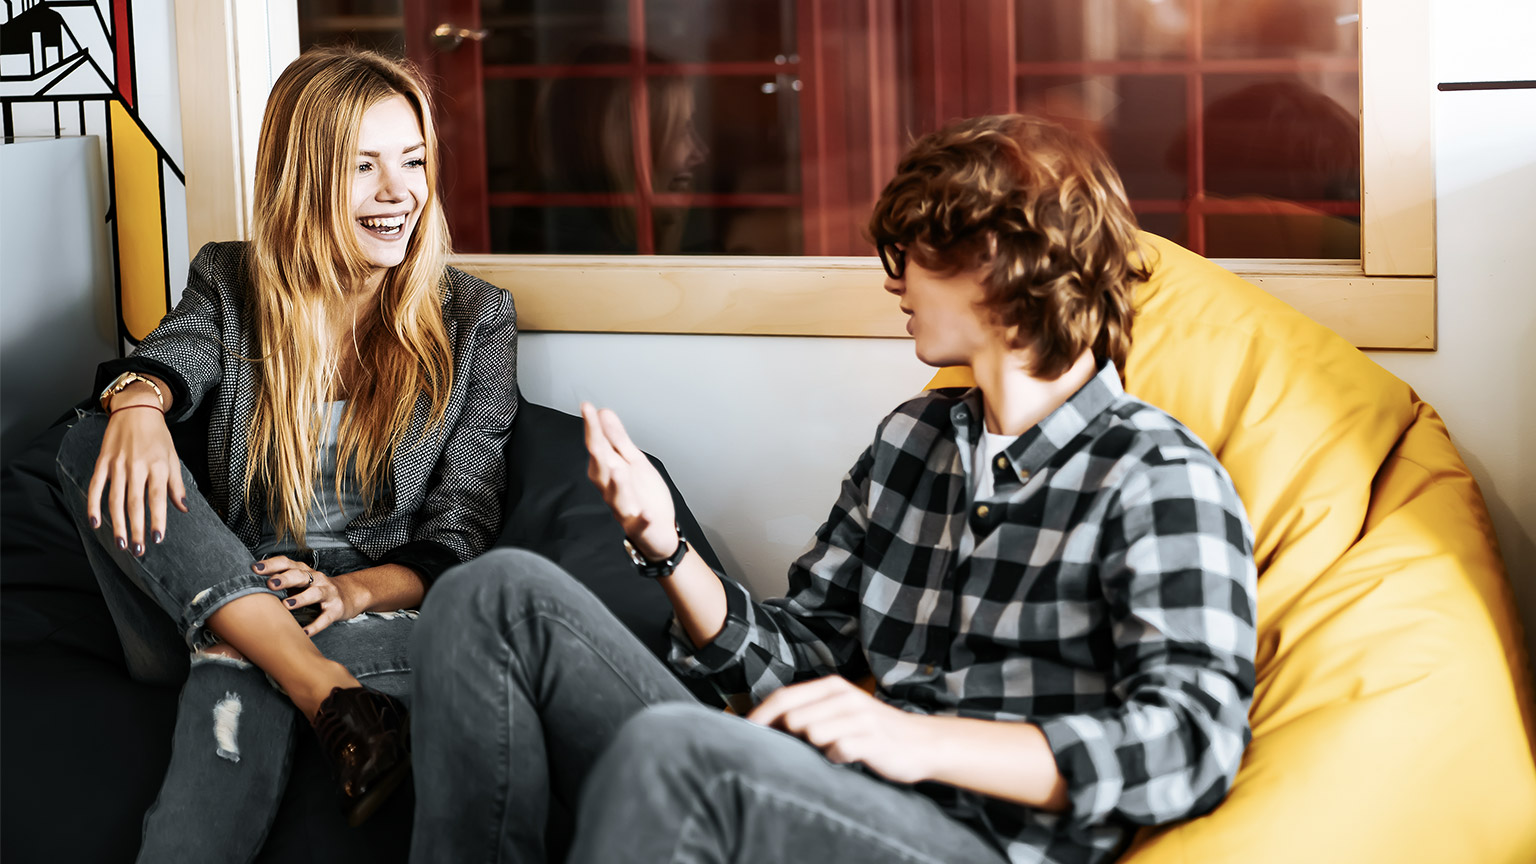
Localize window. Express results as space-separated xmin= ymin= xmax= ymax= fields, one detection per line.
xmin=176 ymin=0 xmax=1434 ymax=348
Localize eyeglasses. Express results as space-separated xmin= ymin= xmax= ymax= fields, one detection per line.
xmin=877 ymin=242 xmax=906 ymax=280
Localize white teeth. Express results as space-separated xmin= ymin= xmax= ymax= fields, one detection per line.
xmin=359 ymin=215 xmax=407 ymax=232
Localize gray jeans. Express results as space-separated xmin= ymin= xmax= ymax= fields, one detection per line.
xmin=55 ymin=412 xmax=415 ymax=864
xmin=409 ymin=549 xmax=1007 ymax=864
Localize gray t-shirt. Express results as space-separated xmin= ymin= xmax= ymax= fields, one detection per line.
xmin=255 ymin=401 xmax=367 ymax=557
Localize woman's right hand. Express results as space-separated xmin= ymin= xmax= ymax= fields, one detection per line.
xmin=87 ymin=402 xmax=189 ymax=556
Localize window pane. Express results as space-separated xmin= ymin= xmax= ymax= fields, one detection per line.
xmin=645 ymin=0 xmax=797 ymax=63
xmin=1201 ymin=0 xmax=1359 ymax=60
xmin=297 ymin=0 xmax=405 ymax=58
xmin=660 ymin=207 xmax=802 ymax=256
xmin=291 ymin=0 xmax=1364 ymax=260
xmin=485 ymin=76 xmax=639 ymax=195
xmin=1017 ymin=0 xmax=1189 ymax=62
xmin=1016 ymin=75 xmax=1187 ymax=201
xmin=491 ymin=206 xmax=642 ymax=254
xmin=681 ymin=76 xmax=800 ymax=196
xmin=480 ymin=0 xmax=631 ymax=67
xmin=1199 ymin=72 xmax=1359 ymax=258
xmin=1204 ymin=212 xmax=1359 ymax=259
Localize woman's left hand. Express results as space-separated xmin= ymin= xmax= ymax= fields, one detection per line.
xmin=256 ymin=556 xmax=365 ymax=637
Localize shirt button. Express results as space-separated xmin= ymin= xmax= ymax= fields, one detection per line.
xmin=975 ymin=504 xmax=990 ymax=518
xmin=995 ymin=456 xmax=1008 ymax=469
xmin=924 ymin=664 xmax=936 ymax=675
xmin=1019 ymin=470 xmax=1030 ymax=480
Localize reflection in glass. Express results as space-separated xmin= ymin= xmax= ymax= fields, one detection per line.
xmin=1016 ymin=0 xmax=1189 ymax=61
xmin=1016 ymin=75 xmax=1187 ymax=201
xmin=1199 ymin=76 xmax=1359 ymax=201
xmin=685 ymin=75 xmax=799 ymax=196
xmin=297 ymin=0 xmax=405 ymax=58
xmin=645 ymin=0 xmax=797 ymax=63
xmin=491 ymin=207 xmax=636 ymax=254
xmin=1179 ymin=75 xmax=1360 ymax=258
xmin=483 ymin=29 xmax=801 ymax=254
xmin=480 ymin=0 xmax=630 ymax=66
xmin=291 ymin=0 xmax=1364 ymax=260
xmin=518 ymin=46 xmax=710 ymax=253
xmin=1201 ymin=0 xmax=1359 ymax=60
xmin=676 ymin=207 xmax=802 ymax=256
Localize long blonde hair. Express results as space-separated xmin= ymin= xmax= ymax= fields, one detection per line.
xmin=244 ymin=47 xmax=453 ymax=549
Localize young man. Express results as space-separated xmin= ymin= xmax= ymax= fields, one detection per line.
xmin=408 ymin=115 xmax=1257 ymax=864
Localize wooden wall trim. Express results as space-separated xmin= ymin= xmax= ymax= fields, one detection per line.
xmin=1361 ymin=0 xmax=1437 ymax=276
xmin=173 ymin=0 xmax=243 ymax=251
xmin=453 ymin=255 xmax=1436 ymax=350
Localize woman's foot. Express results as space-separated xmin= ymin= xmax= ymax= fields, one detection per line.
xmin=312 ymin=686 xmax=412 ymax=827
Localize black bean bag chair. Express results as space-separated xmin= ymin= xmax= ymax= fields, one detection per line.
xmin=0 ymin=394 xmax=723 ymax=864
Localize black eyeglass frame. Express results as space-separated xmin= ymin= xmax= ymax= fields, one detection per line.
xmin=877 ymin=242 xmax=906 ymax=280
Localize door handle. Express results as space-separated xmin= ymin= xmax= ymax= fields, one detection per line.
xmin=433 ymin=23 xmax=489 ymax=52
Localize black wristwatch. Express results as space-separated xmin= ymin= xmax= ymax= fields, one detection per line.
xmin=623 ymin=524 xmax=690 ymax=579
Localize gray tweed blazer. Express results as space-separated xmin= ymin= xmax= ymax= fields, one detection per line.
xmin=96 ymin=241 xmax=518 ymax=584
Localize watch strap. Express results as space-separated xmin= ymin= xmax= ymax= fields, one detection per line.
xmin=623 ymin=524 xmax=689 ymax=579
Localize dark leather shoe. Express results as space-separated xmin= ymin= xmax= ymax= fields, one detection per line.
xmin=312 ymin=686 xmax=412 ymax=827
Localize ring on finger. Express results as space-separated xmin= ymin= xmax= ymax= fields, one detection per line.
xmin=305 ymin=571 xmax=315 ymax=588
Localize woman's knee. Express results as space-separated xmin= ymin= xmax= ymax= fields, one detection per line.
xmin=55 ymin=411 xmax=110 ymax=486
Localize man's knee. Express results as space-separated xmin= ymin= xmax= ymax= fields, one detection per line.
xmin=414 ymin=549 xmax=587 ymax=662
xmin=598 ymin=703 xmax=751 ymax=785
xmin=428 ymin=548 xmax=585 ymax=613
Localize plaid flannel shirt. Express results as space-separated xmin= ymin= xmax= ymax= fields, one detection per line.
xmin=670 ymin=361 xmax=1257 ymax=864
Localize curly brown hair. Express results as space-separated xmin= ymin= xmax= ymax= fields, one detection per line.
xmin=868 ymin=115 xmax=1150 ymax=379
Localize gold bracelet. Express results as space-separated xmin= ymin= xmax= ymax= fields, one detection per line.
xmin=99 ymin=372 xmax=166 ymax=413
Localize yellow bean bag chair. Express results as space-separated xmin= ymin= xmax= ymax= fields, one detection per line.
xmin=927 ymin=233 xmax=1536 ymax=862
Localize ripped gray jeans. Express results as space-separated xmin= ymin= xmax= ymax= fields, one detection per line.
xmin=55 ymin=412 xmax=415 ymax=864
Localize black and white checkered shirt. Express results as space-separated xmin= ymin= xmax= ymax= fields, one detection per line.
xmin=671 ymin=360 xmax=1257 ymax=864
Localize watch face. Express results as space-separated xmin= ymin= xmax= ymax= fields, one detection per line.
xmin=623 ymin=539 xmax=648 ymax=567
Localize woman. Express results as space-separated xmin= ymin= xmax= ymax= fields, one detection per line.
xmin=53 ymin=47 xmax=517 ymax=860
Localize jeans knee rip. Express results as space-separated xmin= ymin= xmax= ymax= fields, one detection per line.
xmin=212 ymin=691 xmax=243 ymax=763
xmin=192 ymin=651 xmax=253 ymax=670
xmin=336 ymin=609 xmax=420 ymax=625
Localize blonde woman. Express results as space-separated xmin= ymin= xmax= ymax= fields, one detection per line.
xmin=53 ymin=47 xmax=516 ymax=858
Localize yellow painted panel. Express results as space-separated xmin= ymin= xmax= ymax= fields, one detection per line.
xmin=110 ymin=100 xmax=168 ymax=341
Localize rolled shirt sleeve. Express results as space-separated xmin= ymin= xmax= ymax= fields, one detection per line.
xmin=669 ymin=446 xmax=876 ymax=707
xmin=1037 ymin=454 xmax=1257 ymax=831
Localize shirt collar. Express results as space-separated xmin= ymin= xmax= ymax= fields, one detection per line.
xmin=948 ymin=359 xmax=1125 ymax=484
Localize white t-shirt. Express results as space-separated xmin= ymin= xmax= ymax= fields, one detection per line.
xmin=958 ymin=427 xmax=1016 ymax=561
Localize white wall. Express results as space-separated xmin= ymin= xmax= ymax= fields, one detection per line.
xmin=1368 ymin=0 xmax=1536 ymax=679
xmin=0 ymin=137 xmax=118 ymax=456
xmin=518 ymin=333 xmax=930 ymax=597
